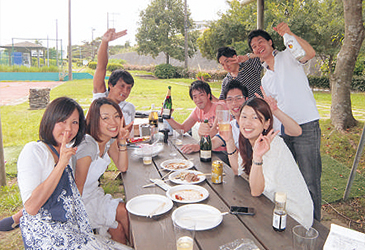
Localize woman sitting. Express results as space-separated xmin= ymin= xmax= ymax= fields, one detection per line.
xmin=224 ymin=98 xmax=313 ymax=229
xmin=75 ymin=98 xmax=130 ymax=245
xmin=17 ymin=97 xmax=132 ymax=249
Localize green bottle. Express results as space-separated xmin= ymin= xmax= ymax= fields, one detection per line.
xmin=200 ymin=119 xmax=212 ymax=162
xmin=162 ymin=86 xmax=172 ymax=119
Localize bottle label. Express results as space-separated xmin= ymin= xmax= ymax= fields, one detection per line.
xmin=273 ymin=213 xmax=286 ymax=230
xmin=200 ymin=150 xmax=211 ymax=159
xmin=162 ymin=108 xmax=170 ymax=116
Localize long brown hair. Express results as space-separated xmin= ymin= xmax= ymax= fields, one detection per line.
xmin=86 ymin=98 xmax=123 ymax=142
xmin=238 ymin=98 xmax=273 ymax=175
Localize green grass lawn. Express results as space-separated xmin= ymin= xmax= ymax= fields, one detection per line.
xmin=1 ymin=74 xmax=365 ymax=246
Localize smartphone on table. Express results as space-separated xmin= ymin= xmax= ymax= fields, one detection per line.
xmin=229 ymin=206 xmax=255 ymax=215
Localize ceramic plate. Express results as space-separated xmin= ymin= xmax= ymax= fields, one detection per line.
xmin=172 ymin=204 xmax=223 ymax=231
xmin=133 ymin=143 xmax=164 ymax=158
xmin=160 ymin=159 xmax=194 ymax=171
xmin=169 ymin=170 xmax=206 ymax=185
xmin=126 ymin=194 xmax=173 ymax=217
xmin=166 ymin=185 xmax=209 ymax=204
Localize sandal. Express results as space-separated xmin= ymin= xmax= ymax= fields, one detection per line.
xmin=0 ymin=216 xmax=20 ymax=231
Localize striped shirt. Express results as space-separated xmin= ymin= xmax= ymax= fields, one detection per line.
xmin=219 ymin=57 xmax=263 ymax=99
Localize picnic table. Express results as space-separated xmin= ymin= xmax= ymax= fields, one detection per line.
xmin=121 ymin=132 xmax=329 ymax=250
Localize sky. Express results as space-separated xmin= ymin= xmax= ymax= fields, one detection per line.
xmin=0 ymin=0 xmax=230 ymax=50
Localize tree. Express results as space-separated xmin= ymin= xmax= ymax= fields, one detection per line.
xmin=330 ymin=0 xmax=364 ymax=130
xmin=135 ymin=0 xmax=198 ymax=64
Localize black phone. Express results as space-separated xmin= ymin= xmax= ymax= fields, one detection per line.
xmin=229 ymin=206 xmax=255 ymax=215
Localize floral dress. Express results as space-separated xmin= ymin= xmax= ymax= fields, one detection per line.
xmin=18 ymin=141 xmax=132 ymax=250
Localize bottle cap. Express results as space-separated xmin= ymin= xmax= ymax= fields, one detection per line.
xmin=275 ymin=192 xmax=287 ymax=203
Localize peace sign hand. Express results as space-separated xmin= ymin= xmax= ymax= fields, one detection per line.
xmin=252 ymin=129 xmax=279 ymax=160
xmin=58 ymin=131 xmax=77 ymax=169
xmin=255 ymin=86 xmax=278 ymax=112
xmin=118 ymin=116 xmax=130 ymax=141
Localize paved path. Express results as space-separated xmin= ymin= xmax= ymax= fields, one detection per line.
xmin=0 ymin=81 xmax=64 ymax=106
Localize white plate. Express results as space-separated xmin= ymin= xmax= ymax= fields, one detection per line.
xmin=126 ymin=194 xmax=173 ymax=217
xmin=166 ymin=185 xmax=209 ymax=203
xmin=172 ymin=204 xmax=223 ymax=231
xmin=169 ymin=170 xmax=206 ymax=185
xmin=134 ymin=143 xmax=164 ymax=158
xmin=160 ymin=159 xmax=194 ymax=171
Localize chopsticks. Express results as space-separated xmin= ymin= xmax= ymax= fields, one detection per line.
xmin=142 ymin=180 xmax=168 ymax=188
xmin=147 ymin=202 xmax=166 ymax=218
xmin=180 ymin=212 xmax=230 ymax=220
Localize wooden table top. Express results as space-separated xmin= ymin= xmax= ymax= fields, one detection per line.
xmin=121 ymin=133 xmax=329 ymax=250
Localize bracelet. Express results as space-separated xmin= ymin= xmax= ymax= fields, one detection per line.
xmin=119 ymin=143 xmax=127 ymax=147
xmin=227 ymin=149 xmax=237 ymax=156
xmin=246 ymin=53 xmax=251 ymax=59
xmin=252 ymin=160 xmax=263 ymax=165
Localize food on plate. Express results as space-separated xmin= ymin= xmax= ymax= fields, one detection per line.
xmin=165 ymin=162 xmax=188 ymax=170
xmin=127 ymin=136 xmax=150 ymax=143
xmin=173 ymin=189 xmax=203 ymax=201
xmin=174 ymin=172 xmax=200 ymax=182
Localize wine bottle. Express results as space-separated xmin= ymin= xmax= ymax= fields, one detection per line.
xmin=272 ymin=192 xmax=287 ymax=232
xmin=148 ymin=104 xmax=158 ymax=128
xmin=200 ymin=119 xmax=212 ymax=162
xmin=162 ymin=86 xmax=172 ymax=119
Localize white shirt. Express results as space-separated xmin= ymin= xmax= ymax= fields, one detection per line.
xmin=93 ymin=91 xmax=135 ymax=126
xmin=17 ymin=141 xmax=75 ymax=204
xmin=262 ymin=49 xmax=319 ymax=131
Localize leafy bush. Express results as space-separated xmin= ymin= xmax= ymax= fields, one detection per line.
xmin=154 ymin=64 xmax=176 ymax=79
xmin=308 ymin=75 xmax=365 ymax=91
xmin=196 ymin=72 xmax=212 ymax=81
xmin=109 ymin=58 xmax=127 ymax=65
xmin=88 ymin=61 xmax=97 ymax=70
xmin=123 ymin=64 xmax=155 ymax=72
xmin=0 ymin=65 xmax=59 ymax=72
xmin=107 ymin=63 xmax=124 ymax=72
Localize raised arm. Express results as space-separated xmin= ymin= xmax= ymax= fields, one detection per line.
xmin=93 ymin=29 xmax=127 ymax=94
xmin=256 ymin=87 xmax=302 ymax=136
xmin=274 ymin=22 xmax=315 ymax=63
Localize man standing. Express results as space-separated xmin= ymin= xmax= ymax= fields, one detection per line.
xmin=217 ymin=47 xmax=263 ymax=99
xmin=93 ymin=29 xmax=135 ymax=131
xmin=248 ymin=23 xmax=322 ymax=221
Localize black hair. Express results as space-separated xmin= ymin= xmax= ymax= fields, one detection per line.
xmin=247 ymin=29 xmax=275 ymax=51
xmin=222 ymin=80 xmax=249 ymax=100
xmin=108 ymin=69 xmax=134 ymax=91
xmin=189 ymin=80 xmax=212 ymax=101
xmin=217 ymin=47 xmax=237 ymax=63
xmin=86 ymin=98 xmax=123 ymax=142
xmin=39 ymin=97 xmax=86 ymax=147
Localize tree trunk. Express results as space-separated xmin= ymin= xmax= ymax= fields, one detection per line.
xmin=330 ymin=0 xmax=364 ymax=131
xmin=165 ymin=53 xmax=170 ymax=64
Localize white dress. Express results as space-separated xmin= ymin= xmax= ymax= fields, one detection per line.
xmin=238 ymin=136 xmax=314 ymax=229
xmin=17 ymin=141 xmax=132 ymax=249
xmin=76 ymin=134 xmax=122 ymax=237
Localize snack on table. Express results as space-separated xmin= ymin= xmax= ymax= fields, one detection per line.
xmin=174 ymin=172 xmax=200 ymax=182
xmin=127 ymin=136 xmax=150 ymax=144
xmin=165 ymin=162 xmax=188 ymax=170
xmin=173 ymin=189 xmax=204 ymax=201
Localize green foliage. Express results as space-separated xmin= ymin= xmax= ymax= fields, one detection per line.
xmin=308 ymin=75 xmax=365 ymax=91
xmin=109 ymin=58 xmax=127 ymax=65
xmin=154 ymin=63 xmax=176 ymax=79
xmin=88 ymin=61 xmax=97 ymax=70
xmin=136 ymin=0 xmax=198 ymax=63
xmin=196 ymin=72 xmax=212 ymax=81
xmin=107 ymin=63 xmax=124 ymax=72
xmin=0 ymin=64 xmax=59 ymax=72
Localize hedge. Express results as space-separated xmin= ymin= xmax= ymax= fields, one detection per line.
xmin=308 ymin=76 xmax=365 ymax=91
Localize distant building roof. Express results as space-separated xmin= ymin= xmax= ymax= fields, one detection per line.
xmin=0 ymin=41 xmax=45 ymax=49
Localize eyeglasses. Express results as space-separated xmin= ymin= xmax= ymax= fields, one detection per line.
xmin=226 ymin=95 xmax=244 ymax=103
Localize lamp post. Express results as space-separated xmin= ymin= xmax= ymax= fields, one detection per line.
xmin=68 ymin=0 xmax=72 ymax=81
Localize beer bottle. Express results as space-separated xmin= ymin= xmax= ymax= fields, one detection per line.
xmin=272 ymin=192 xmax=287 ymax=232
xmin=148 ymin=104 xmax=158 ymax=128
xmin=162 ymin=86 xmax=172 ymax=119
xmin=200 ymin=119 xmax=212 ymax=162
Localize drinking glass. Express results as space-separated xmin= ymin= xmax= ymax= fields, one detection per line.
xmin=217 ymin=110 xmax=230 ymax=132
xmin=142 ymin=145 xmax=152 ymax=165
xmin=173 ymin=129 xmax=184 ymax=146
xmin=292 ymin=225 xmax=319 ymax=250
xmin=173 ymin=220 xmax=195 ymax=250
